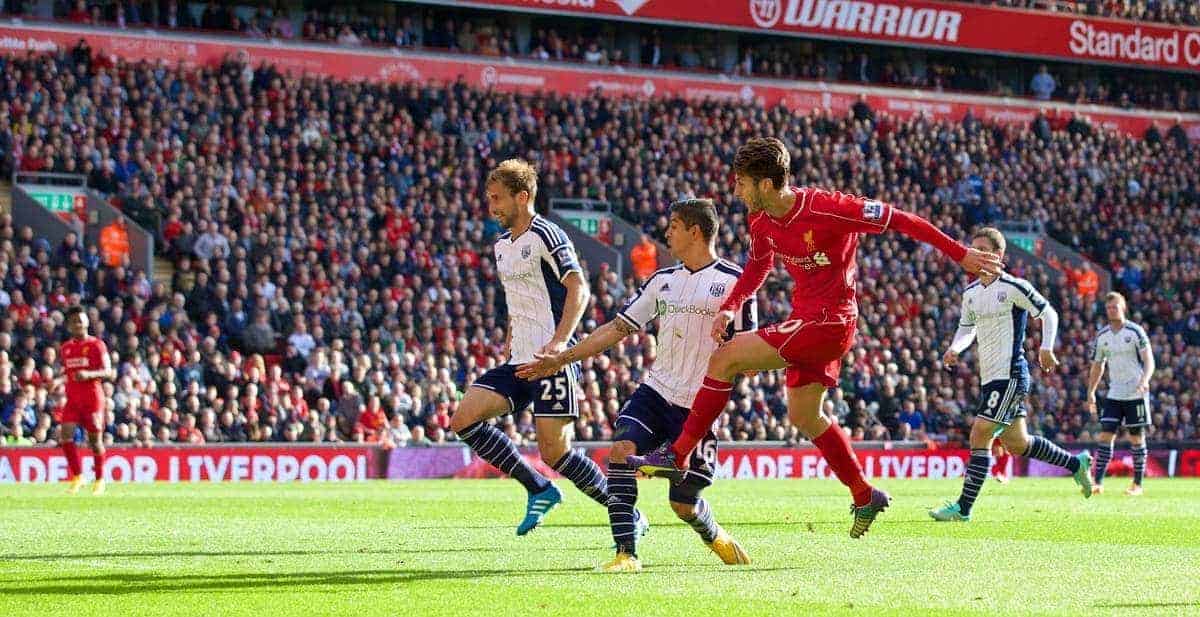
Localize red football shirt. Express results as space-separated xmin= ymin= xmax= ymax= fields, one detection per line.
xmin=721 ymin=187 xmax=968 ymax=321
xmin=62 ymin=336 xmax=108 ymax=402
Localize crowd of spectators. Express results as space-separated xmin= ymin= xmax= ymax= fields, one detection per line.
xmin=0 ymin=46 xmax=1196 ymax=453
xmin=954 ymin=0 xmax=1200 ymax=26
xmin=5 ymin=1 xmax=1198 ymax=114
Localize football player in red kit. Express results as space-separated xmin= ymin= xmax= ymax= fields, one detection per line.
xmin=631 ymin=138 xmax=1002 ymax=537
xmin=59 ymin=306 xmax=115 ymax=495
xmin=991 ymin=442 xmax=1012 ymax=484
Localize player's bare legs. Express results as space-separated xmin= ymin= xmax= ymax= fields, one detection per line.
xmin=668 ymin=332 xmax=787 ymax=463
xmin=534 ymin=416 xmax=572 ymax=469
xmin=630 ymin=333 xmax=784 ymax=472
xmin=786 ymin=383 xmax=833 ymax=438
xmin=450 ymin=387 xmax=512 ymax=432
xmin=632 ymin=332 xmax=890 ymax=537
xmin=451 ymin=387 xmax=559 ymax=535
xmin=59 ymin=422 xmax=84 ymax=494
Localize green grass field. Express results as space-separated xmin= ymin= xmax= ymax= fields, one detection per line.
xmin=0 ymin=478 xmax=1197 ymax=616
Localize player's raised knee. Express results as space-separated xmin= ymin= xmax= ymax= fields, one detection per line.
xmin=539 ymin=442 xmax=569 ymax=467
xmin=449 ymin=403 xmax=484 ymax=434
xmin=448 ymin=409 xmax=474 ymax=434
xmin=999 ymin=431 xmax=1029 ymax=454
xmin=609 ymin=440 xmax=636 ymax=464
xmin=451 ymin=389 xmax=497 ymax=433
xmin=669 ymin=500 xmax=698 ymax=520
xmin=706 ymin=346 xmax=741 ymax=380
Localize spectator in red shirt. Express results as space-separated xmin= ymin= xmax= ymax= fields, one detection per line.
xmin=355 ymin=395 xmax=388 ymax=443
xmin=66 ymin=1 xmax=91 ymax=23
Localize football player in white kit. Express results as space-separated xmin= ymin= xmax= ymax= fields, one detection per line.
xmin=1086 ymin=292 xmax=1155 ymax=496
xmin=931 ymin=228 xmax=1094 ymax=522
xmin=518 ymin=199 xmax=755 ymax=572
xmin=449 ymin=159 xmax=618 ymax=536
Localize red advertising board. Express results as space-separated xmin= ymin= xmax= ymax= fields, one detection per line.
xmin=710 ymin=447 xmax=970 ymax=479
xmin=0 ymin=446 xmax=383 ymax=483
xmin=434 ymin=0 xmax=1200 ymax=72
xmin=0 ymin=23 xmax=1196 ymax=140
xmin=389 ymin=445 xmax=1200 ymax=479
xmin=590 ymin=446 xmax=973 ymax=478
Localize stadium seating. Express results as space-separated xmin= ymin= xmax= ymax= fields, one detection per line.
xmin=950 ymin=1 xmax=1200 ymax=26
xmin=10 ymin=3 xmax=1198 ymax=114
xmin=0 ymin=47 xmax=1196 ymax=449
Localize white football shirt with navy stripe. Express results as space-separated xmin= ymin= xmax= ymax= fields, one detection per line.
xmin=618 ymin=259 xmax=757 ymax=408
xmin=495 ymin=216 xmax=581 ymax=365
xmin=1092 ymin=321 xmax=1151 ymax=401
xmin=959 ymin=273 xmax=1050 ymax=384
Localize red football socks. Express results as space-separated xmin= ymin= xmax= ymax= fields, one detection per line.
xmin=92 ymin=446 xmax=106 ymax=480
xmin=813 ymin=424 xmax=873 ymax=506
xmin=63 ymin=441 xmax=82 ymax=478
xmin=992 ymin=452 xmax=1011 ymax=477
xmin=672 ymin=377 xmax=733 ymax=461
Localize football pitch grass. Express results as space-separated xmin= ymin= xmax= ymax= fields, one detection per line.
xmin=0 ymin=478 xmax=1197 ymax=616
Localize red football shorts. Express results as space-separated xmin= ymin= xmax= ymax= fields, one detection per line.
xmin=755 ymin=316 xmax=856 ymax=388
xmin=60 ymin=398 xmax=104 ymax=433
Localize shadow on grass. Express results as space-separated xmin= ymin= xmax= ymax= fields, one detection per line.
xmin=404 ymin=523 xmax=610 ymax=530
xmin=1094 ymin=601 xmax=1199 ymax=609
xmin=0 ymin=564 xmax=807 ymax=595
xmin=0 ymin=546 xmax=600 ymax=563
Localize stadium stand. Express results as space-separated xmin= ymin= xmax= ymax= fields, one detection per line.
xmin=950 ymin=1 xmax=1200 ymax=26
xmin=6 ymin=2 xmax=1197 ymax=113
xmin=0 ymin=40 xmax=1196 ymax=449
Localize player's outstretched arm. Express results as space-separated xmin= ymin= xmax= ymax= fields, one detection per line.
xmin=516 ymin=318 xmax=639 ymax=380
xmin=805 ymin=190 xmax=1000 ymax=276
xmin=888 ymin=208 xmax=1001 ymax=276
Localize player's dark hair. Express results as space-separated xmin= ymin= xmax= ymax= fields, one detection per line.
xmin=733 ymin=137 xmax=790 ymax=190
xmin=487 ymin=159 xmax=538 ymax=201
xmin=971 ymin=227 xmax=1006 ymax=254
xmin=670 ymin=199 xmax=719 ymax=241
xmin=65 ymin=305 xmax=85 ymax=320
